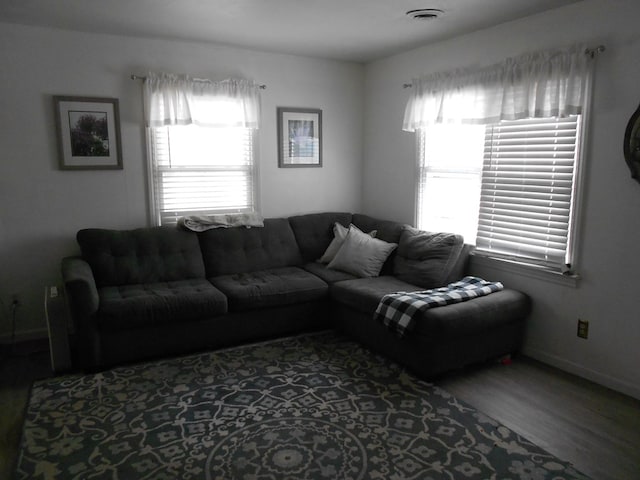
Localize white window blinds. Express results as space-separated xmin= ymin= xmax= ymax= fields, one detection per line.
xmin=149 ymin=125 xmax=256 ymax=226
xmin=476 ymin=116 xmax=581 ymax=269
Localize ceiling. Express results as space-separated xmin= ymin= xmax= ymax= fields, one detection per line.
xmin=0 ymin=0 xmax=581 ymax=63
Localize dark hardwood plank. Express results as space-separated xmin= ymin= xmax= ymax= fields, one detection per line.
xmin=438 ymin=356 xmax=640 ymax=480
xmin=0 ymin=348 xmax=52 ymax=479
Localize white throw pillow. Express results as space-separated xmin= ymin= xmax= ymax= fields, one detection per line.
xmin=318 ymin=223 xmax=376 ymax=264
xmin=327 ymin=225 xmax=397 ymax=277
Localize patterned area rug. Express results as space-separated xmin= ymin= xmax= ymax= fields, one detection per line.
xmin=15 ymin=331 xmax=589 ymax=479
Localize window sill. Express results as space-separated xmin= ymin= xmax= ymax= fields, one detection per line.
xmin=469 ymin=253 xmax=580 ymax=288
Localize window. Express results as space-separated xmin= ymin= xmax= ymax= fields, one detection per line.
xmin=417 ymin=115 xmax=583 ymax=271
xmin=148 ymin=124 xmax=256 ymax=225
xmin=416 ymin=124 xmax=484 ymax=243
xmin=142 ymin=74 xmax=261 ymax=226
xmin=404 ymin=44 xmax=597 ymax=273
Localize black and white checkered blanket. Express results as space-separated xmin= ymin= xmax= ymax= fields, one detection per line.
xmin=374 ymin=276 xmax=504 ymax=337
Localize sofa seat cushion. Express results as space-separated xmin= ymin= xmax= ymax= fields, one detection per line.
xmin=411 ymin=289 xmax=530 ymax=336
xmin=97 ymin=279 xmax=227 ymax=331
xmin=331 ymin=276 xmax=420 ymax=314
xmin=332 ymin=277 xmax=530 ymax=337
xmin=210 ymin=267 xmax=329 ymax=311
xmin=302 ymin=262 xmax=358 ymax=284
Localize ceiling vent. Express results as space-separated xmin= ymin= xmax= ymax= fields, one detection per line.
xmin=406 ymin=8 xmax=444 ymax=20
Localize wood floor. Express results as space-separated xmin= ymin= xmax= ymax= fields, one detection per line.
xmin=1 ymin=344 xmax=638 ymax=480
xmin=438 ymin=357 xmax=640 ymax=480
xmin=0 ymin=344 xmax=52 ymax=480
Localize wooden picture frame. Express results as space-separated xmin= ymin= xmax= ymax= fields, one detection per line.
xmin=54 ymin=96 xmax=123 ymax=170
xmin=277 ymin=107 xmax=322 ymax=168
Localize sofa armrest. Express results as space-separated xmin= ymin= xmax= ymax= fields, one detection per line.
xmin=61 ymin=256 xmax=99 ymax=317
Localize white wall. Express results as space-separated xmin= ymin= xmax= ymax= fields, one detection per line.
xmin=363 ymin=0 xmax=640 ymax=399
xmin=0 ymin=23 xmax=363 ymax=338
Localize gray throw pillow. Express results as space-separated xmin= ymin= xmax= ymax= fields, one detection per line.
xmin=327 ymin=225 xmax=397 ymax=277
xmin=393 ymin=227 xmax=464 ymax=288
xmin=318 ymin=223 xmax=376 ymax=264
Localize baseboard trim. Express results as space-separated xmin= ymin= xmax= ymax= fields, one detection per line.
xmin=523 ymin=346 xmax=640 ymax=401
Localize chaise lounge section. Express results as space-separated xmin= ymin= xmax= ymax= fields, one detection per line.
xmin=62 ymin=212 xmax=531 ymax=378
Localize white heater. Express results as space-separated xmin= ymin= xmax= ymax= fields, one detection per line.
xmin=44 ymin=286 xmax=72 ymax=372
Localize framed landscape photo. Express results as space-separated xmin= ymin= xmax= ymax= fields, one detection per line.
xmin=277 ymin=107 xmax=322 ymax=168
xmin=54 ymin=96 xmax=123 ymax=170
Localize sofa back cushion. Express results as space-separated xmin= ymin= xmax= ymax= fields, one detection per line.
xmin=288 ymin=212 xmax=353 ymax=262
xmin=77 ymin=227 xmax=205 ymax=287
xmin=351 ymin=214 xmax=406 ymax=275
xmin=198 ymin=218 xmax=303 ymax=276
xmin=393 ymin=227 xmax=466 ymax=288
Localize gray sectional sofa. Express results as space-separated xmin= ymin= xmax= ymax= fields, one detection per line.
xmin=62 ymin=212 xmax=531 ymax=377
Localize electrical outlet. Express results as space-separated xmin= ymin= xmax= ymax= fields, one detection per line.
xmin=577 ymin=319 xmax=589 ymax=339
xmin=10 ymin=293 xmax=20 ymax=306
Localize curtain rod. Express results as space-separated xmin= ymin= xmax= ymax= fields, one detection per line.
xmin=130 ymin=74 xmax=266 ymax=89
xmin=402 ymin=44 xmax=606 ymax=88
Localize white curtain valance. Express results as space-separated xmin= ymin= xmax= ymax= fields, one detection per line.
xmin=143 ymin=72 xmax=261 ymax=128
xmin=402 ymin=44 xmax=591 ymax=131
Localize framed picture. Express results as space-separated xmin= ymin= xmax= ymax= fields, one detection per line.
xmin=277 ymin=107 xmax=322 ymax=168
xmin=54 ymin=96 xmax=123 ymax=170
